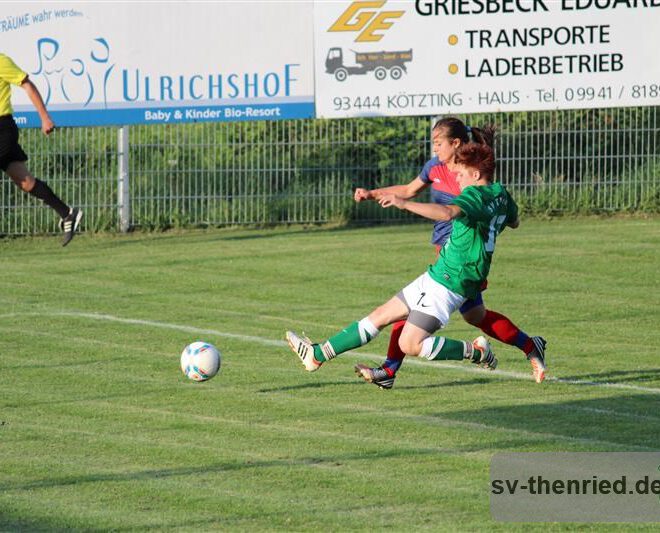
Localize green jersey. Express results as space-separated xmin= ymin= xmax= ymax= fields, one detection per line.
xmin=428 ymin=182 xmax=518 ymax=299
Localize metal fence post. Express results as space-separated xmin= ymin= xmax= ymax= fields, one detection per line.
xmin=118 ymin=125 xmax=130 ymax=232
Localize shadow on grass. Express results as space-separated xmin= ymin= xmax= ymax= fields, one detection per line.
xmin=87 ymin=222 xmax=408 ymax=248
xmin=218 ymin=221 xmax=419 ymax=241
xmin=258 ymin=380 xmax=356 ymax=392
xmin=395 ymin=377 xmax=492 ymax=390
xmin=1 ymin=390 xmax=163 ymax=409
xmin=258 ymin=376 xmax=492 ymax=393
xmin=3 ymin=354 xmax=135 ymax=371
xmin=0 ymin=446 xmax=450 ymax=494
xmin=558 ymin=368 xmax=660 ymax=385
xmin=106 ymin=518 xmax=237 ymax=532
xmin=0 ymin=511 xmax=242 ymax=532
xmin=438 ymin=394 xmax=660 ymax=451
xmin=0 ymin=512 xmax=65 ymax=533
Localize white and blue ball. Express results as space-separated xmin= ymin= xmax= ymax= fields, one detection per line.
xmin=180 ymin=341 xmax=221 ymax=382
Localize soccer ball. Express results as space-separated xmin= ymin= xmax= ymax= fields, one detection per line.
xmin=180 ymin=341 xmax=221 ymax=382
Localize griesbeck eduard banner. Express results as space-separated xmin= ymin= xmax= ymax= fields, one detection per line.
xmin=314 ymin=0 xmax=660 ymax=118
xmin=2 ymin=2 xmax=315 ymax=127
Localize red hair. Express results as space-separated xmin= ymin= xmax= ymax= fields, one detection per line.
xmin=453 ymin=143 xmax=495 ymax=182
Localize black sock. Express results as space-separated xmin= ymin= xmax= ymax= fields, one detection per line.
xmin=28 ymin=179 xmax=70 ymax=219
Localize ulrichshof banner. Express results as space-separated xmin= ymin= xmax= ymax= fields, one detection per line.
xmin=3 ymin=2 xmax=315 ymax=127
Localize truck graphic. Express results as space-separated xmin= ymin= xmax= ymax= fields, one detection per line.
xmin=325 ymin=47 xmax=413 ymax=82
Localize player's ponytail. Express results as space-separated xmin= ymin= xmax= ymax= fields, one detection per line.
xmin=432 ymin=117 xmax=496 ymax=148
xmin=469 ymin=125 xmax=496 ymax=149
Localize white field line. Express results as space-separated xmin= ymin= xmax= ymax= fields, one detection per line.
xmin=1 ymin=310 xmax=659 ymax=396
xmin=54 ymin=311 xmax=660 ymax=395
xmin=14 ymin=410 xmax=464 ymax=457
xmin=86 ymin=401 xmax=483 ymax=456
xmin=574 ymin=407 xmax=660 ymax=423
xmin=332 ymin=402 xmax=657 ymax=452
xmin=95 ymin=400 xmax=659 ymax=453
xmin=18 ymin=399 xmax=653 ymax=454
xmin=1 ymin=311 xmax=656 ymax=453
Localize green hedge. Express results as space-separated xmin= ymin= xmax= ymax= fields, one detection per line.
xmin=3 ymin=107 xmax=658 ymax=234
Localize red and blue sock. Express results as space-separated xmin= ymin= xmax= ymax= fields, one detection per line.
xmin=381 ymin=319 xmax=406 ymax=376
xmin=478 ymin=310 xmax=534 ymax=356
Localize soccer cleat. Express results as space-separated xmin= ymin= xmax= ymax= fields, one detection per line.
xmin=527 ymin=336 xmax=547 ymax=384
xmin=286 ymin=331 xmax=322 ymax=372
xmin=471 ymin=336 xmax=498 ymax=370
xmin=354 ymin=363 xmax=396 ymax=390
xmin=59 ymin=207 xmax=83 ymax=247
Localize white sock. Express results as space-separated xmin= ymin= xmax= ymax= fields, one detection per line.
xmin=357 ymin=317 xmax=380 ymax=345
xmin=419 ymin=337 xmax=446 ymax=360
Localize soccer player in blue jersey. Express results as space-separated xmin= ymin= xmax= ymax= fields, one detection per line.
xmin=287 ymin=142 xmax=521 ymax=375
xmin=0 ymin=53 xmax=82 ymax=246
xmin=352 ymin=117 xmax=546 ymax=386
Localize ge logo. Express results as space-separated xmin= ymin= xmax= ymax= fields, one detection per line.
xmin=328 ymin=1 xmax=405 ymax=42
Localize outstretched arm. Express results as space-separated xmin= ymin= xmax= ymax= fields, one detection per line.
xmin=354 ymin=177 xmax=427 ymax=203
xmin=20 ymin=78 xmax=54 ymax=135
xmin=378 ymin=194 xmax=462 ymax=222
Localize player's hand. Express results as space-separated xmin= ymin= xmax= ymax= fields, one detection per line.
xmin=41 ymin=117 xmax=55 ymax=135
xmin=353 ymin=188 xmax=371 ymax=202
xmin=378 ymin=194 xmax=406 ymax=210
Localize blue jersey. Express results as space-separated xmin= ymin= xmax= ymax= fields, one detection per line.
xmin=419 ymin=157 xmax=461 ymax=246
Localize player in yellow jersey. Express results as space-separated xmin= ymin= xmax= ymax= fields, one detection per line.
xmin=0 ymin=53 xmax=81 ymax=246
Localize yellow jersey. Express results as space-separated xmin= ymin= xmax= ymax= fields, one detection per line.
xmin=0 ymin=54 xmax=27 ymax=116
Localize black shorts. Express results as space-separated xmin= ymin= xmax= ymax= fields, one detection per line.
xmin=0 ymin=115 xmax=28 ymax=171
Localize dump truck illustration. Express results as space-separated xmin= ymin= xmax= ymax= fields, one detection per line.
xmin=325 ymin=47 xmax=413 ymax=82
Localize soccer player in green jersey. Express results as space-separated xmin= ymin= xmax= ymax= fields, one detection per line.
xmin=287 ymin=142 xmax=519 ymax=375
xmin=353 ymin=118 xmax=546 ymax=387
xmin=0 ymin=53 xmax=82 ymax=246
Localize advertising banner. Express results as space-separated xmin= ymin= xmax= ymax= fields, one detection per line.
xmin=2 ymin=2 xmax=315 ymax=127
xmin=314 ymin=0 xmax=660 ymax=118
xmin=3 ymin=1 xmax=659 ymax=125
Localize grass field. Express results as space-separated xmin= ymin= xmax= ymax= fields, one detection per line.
xmin=0 ymin=217 xmax=658 ymax=531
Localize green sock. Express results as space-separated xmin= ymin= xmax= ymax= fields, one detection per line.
xmin=313 ymin=319 xmax=379 ymax=362
xmin=423 ymin=337 xmax=466 ymax=361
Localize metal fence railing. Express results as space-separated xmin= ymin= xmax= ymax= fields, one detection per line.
xmin=2 ymin=106 xmax=658 ymax=235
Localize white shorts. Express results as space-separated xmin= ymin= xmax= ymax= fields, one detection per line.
xmin=398 ymin=271 xmax=467 ymax=333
